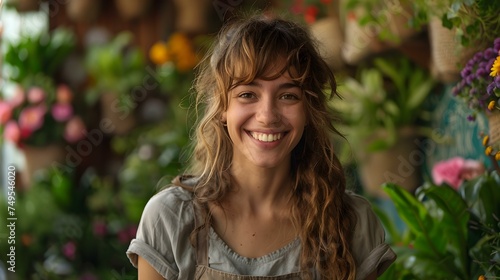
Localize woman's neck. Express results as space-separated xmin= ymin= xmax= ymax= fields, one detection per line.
xmin=226 ymin=162 xmax=293 ymax=216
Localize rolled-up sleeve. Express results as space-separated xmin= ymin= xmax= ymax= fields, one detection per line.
xmin=126 ymin=187 xmax=196 ymax=279
xmin=349 ymin=193 xmax=397 ymax=280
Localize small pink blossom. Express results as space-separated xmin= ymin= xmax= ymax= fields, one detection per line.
xmin=92 ymin=220 xmax=107 ymax=237
xmin=18 ymin=105 xmax=46 ymax=134
xmin=27 ymin=87 xmax=46 ymax=104
xmin=62 ymin=241 xmax=76 ymax=260
xmin=51 ymin=103 xmax=73 ymax=122
xmin=9 ymin=85 xmax=25 ymax=108
xmin=4 ymin=121 xmax=20 ymax=143
xmin=56 ymin=85 xmax=73 ymax=104
xmin=0 ymin=101 xmax=12 ymax=124
xmin=432 ymin=157 xmax=485 ymax=189
xmin=64 ymin=116 xmax=86 ymax=143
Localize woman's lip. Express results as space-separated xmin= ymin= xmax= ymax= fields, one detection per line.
xmin=246 ymin=130 xmax=287 ymax=142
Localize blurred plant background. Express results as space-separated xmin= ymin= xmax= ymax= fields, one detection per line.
xmin=0 ymin=0 xmax=499 ymax=279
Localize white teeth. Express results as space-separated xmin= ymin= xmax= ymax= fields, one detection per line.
xmin=251 ymin=132 xmax=283 ymax=142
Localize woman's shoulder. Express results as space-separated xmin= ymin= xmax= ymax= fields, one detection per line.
xmin=344 ymin=190 xmax=374 ymax=214
xmin=140 ymin=182 xmax=197 ymax=225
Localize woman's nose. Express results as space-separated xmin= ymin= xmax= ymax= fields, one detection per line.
xmin=256 ymin=99 xmax=280 ymax=125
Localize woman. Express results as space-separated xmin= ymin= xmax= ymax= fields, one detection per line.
xmin=127 ymin=13 xmax=396 ymax=280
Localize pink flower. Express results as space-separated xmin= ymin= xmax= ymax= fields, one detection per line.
xmin=0 ymin=101 xmax=12 ymax=124
xmin=62 ymin=241 xmax=76 ymax=260
xmin=51 ymin=103 xmax=73 ymax=122
xmin=461 ymin=159 xmax=486 ymax=181
xmin=64 ymin=116 xmax=86 ymax=143
xmin=9 ymin=85 xmax=25 ymax=108
xmin=4 ymin=121 xmax=20 ymax=143
xmin=432 ymin=157 xmax=485 ymax=189
xmin=18 ymin=105 xmax=46 ymax=134
xmin=92 ymin=220 xmax=107 ymax=237
xmin=56 ymin=85 xmax=73 ymax=104
xmin=27 ymin=87 xmax=46 ymax=104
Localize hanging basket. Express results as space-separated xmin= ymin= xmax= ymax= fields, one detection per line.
xmin=357 ymin=127 xmax=422 ymax=198
xmin=114 ymin=0 xmax=152 ymax=20
xmin=310 ymin=15 xmax=344 ymax=71
xmin=66 ymin=0 xmax=101 ymax=23
xmin=172 ymin=0 xmax=212 ymax=33
xmin=21 ymin=144 xmax=66 ymax=189
xmin=487 ymin=111 xmax=500 ymax=145
xmin=5 ymin=0 xmax=39 ymax=12
xmin=428 ymin=17 xmax=476 ymax=83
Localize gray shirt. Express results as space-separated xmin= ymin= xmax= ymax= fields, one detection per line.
xmin=126 ymin=186 xmax=396 ymax=279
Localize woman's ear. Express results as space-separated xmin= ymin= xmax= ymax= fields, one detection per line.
xmin=221 ymin=112 xmax=227 ymax=125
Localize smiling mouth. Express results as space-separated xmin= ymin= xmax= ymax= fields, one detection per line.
xmin=249 ymin=131 xmax=284 ymax=142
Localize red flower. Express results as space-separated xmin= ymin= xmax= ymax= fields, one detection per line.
xmin=304 ymin=6 xmax=319 ymax=24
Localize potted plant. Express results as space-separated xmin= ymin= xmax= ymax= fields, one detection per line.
xmin=84 ymin=32 xmax=146 ymax=135
xmin=332 ymin=54 xmax=436 ymax=197
xmin=452 ymin=37 xmax=500 ymax=168
xmin=378 ymin=168 xmax=500 ymax=279
xmin=1 ymin=28 xmax=86 ymax=188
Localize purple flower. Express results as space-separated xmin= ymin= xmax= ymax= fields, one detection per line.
xmin=473 ymin=52 xmax=484 ymax=63
xmin=495 ymin=75 xmax=500 ymax=88
xmin=476 ymin=67 xmax=488 ymax=77
xmin=484 ymin=48 xmax=496 ymax=59
xmin=467 ymin=115 xmax=476 ymax=121
xmin=469 ymin=87 xmax=478 ymax=96
xmin=461 ymin=66 xmax=472 ymax=79
xmin=466 ymin=74 xmax=475 ymax=85
xmin=494 ymin=38 xmax=500 ymax=52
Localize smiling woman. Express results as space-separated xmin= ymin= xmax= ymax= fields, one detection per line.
xmin=126 ymin=13 xmax=396 ymax=280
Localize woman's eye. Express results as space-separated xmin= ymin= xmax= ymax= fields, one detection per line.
xmin=238 ymin=92 xmax=254 ymax=98
xmin=280 ymin=93 xmax=299 ymax=100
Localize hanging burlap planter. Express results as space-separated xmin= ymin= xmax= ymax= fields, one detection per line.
xmin=66 ymin=0 xmax=101 ymax=23
xmin=428 ymin=17 xmax=476 ymax=83
xmin=5 ymin=0 xmax=39 ymax=12
xmin=172 ymin=0 xmax=212 ymax=33
xmin=357 ymin=127 xmax=422 ymax=198
xmin=487 ymin=111 xmax=500 ymax=145
xmin=310 ymin=16 xmax=344 ymax=70
xmin=115 ymin=0 xmax=152 ymax=20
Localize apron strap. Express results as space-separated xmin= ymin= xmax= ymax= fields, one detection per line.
xmin=193 ymin=200 xmax=209 ymax=266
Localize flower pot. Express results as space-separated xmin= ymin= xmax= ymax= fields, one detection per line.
xmin=100 ymin=92 xmax=135 ymax=135
xmin=487 ymin=111 xmax=500 ymax=145
xmin=428 ymin=17 xmax=476 ymax=83
xmin=21 ymin=145 xmax=66 ymax=189
xmin=310 ymin=16 xmax=344 ymax=70
xmin=66 ymin=0 xmax=101 ymax=23
xmin=172 ymin=0 xmax=212 ymax=33
xmin=357 ymin=128 xmax=422 ymax=198
xmin=5 ymin=0 xmax=39 ymax=12
xmin=115 ymin=0 xmax=152 ymax=20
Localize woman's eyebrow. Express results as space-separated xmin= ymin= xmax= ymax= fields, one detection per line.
xmin=246 ymin=80 xmax=300 ymax=90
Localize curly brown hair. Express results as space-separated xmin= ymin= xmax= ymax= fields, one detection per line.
xmin=182 ymin=13 xmax=357 ymax=279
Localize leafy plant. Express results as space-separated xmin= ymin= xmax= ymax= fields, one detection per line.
xmin=379 ymin=171 xmax=500 ymax=279
xmin=411 ymin=0 xmax=500 ymax=47
xmin=3 ymin=28 xmax=75 ymax=83
xmin=84 ymin=32 xmax=146 ymax=105
xmin=332 ymin=55 xmax=435 ymax=152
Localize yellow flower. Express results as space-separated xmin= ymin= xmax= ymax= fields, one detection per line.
xmin=488 ymin=100 xmax=496 ymax=111
xmin=491 ymin=54 xmax=500 ymax=77
xmin=485 ymin=146 xmax=493 ymax=156
xmin=495 ymin=152 xmax=500 ymax=161
xmin=149 ymin=42 xmax=171 ymax=65
xmin=482 ymin=135 xmax=489 ymax=146
xmin=478 ymin=275 xmax=486 ymax=280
